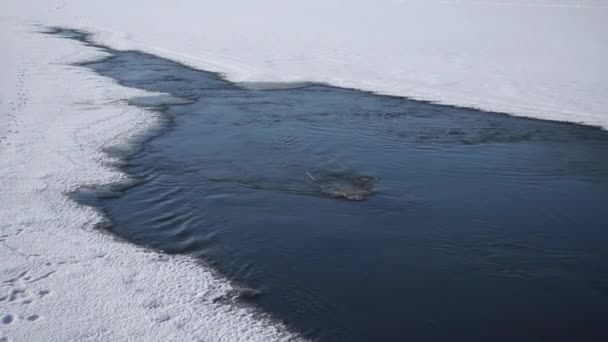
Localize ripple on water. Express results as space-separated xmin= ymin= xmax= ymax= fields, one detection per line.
xmin=58 ymin=27 xmax=608 ymax=342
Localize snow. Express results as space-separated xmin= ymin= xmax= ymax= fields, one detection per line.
xmin=0 ymin=20 xmax=301 ymax=341
xmin=3 ymin=0 xmax=607 ymax=127
xmin=1 ymin=0 xmax=606 ymax=340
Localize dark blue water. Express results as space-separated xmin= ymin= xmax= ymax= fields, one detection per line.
xmin=52 ymin=28 xmax=608 ymax=341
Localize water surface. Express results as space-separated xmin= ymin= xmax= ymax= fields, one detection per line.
xmin=54 ymin=28 xmax=608 ymax=342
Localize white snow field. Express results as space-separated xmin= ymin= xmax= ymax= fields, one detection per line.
xmin=4 ymin=0 xmax=608 ymax=127
xmin=0 ymin=20 xmax=301 ymax=342
xmin=0 ymin=0 xmax=606 ymax=341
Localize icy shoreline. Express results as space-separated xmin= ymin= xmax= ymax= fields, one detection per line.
xmin=0 ymin=22 xmax=301 ymax=341
xmin=5 ymin=0 xmax=606 ymax=128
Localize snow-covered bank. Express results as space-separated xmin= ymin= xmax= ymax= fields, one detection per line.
xmin=0 ymin=21 xmax=300 ymax=341
xmin=3 ymin=0 xmax=608 ymax=127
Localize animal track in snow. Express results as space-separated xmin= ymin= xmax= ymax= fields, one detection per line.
xmin=1 ymin=314 xmax=14 ymax=325
xmin=1 ymin=267 xmax=50 ymax=329
xmin=26 ymin=314 xmax=39 ymax=321
xmin=7 ymin=66 xmax=29 ymax=129
xmin=0 ymin=270 xmax=55 ymax=322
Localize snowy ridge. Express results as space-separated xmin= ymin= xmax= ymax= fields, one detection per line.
xmin=0 ymin=21 xmax=302 ymax=341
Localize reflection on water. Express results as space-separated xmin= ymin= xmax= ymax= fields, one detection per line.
xmin=52 ymin=28 xmax=608 ymax=342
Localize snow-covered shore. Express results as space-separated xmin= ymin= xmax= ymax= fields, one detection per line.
xmin=4 ymin=0 xmax=608 ymax=128
xmin=1 ymin=0 xmax=607 ymax=340
xmin=0 ymin=21 xmax=300 ymax=341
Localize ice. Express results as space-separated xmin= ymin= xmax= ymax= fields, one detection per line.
xmin=3 ymin=0 xmax=606 ymax=127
